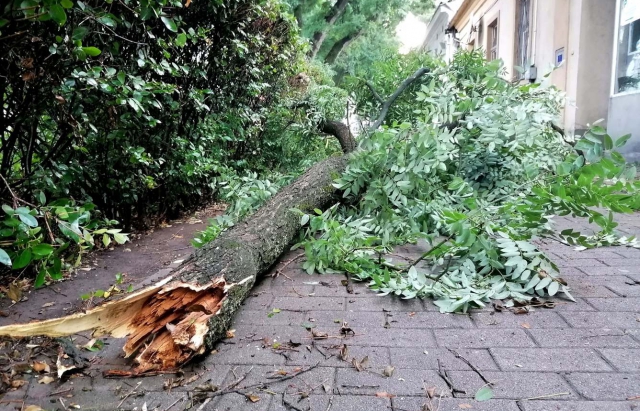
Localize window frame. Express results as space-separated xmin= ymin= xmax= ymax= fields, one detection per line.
xmin=487 ymin=18 xmax=499 ymax=61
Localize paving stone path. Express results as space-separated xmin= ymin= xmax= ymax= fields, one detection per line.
xmin=3 ymin=215 xmax=640 ymax=410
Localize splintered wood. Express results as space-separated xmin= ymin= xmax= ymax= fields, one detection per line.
xmin=0 ymin=277 xmax=228 ymax=374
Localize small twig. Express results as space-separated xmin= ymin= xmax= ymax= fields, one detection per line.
xmin=198 ymin=362 xmax=321 ymax=400
xmin=162 ymin=397 xmax=182 ymax=411
xmin=344 ymin=272 xmax=354 ymax=294
xmin=447 ymin=348 xmax=491 ymax=385
xmin=341 ymin=384 xmax=380 ymax=389
xmin=437 ymin=359 xmax=465 ymax=395
xmin=59 ymin=398 xmax=68 ymax=410
xmin=49 ymin=387 xmax=73 ymax=396
xmin=402 ymin=236 xmax=452 ymax=273
xmin=522 ymin=392 xmax=570 ymax=401
xmin=282 ymin=393 xmax=309 ymax=411
xmin=195 ymin=398 xmax=211 ymax=411
xmin=117 ymin=381 xmax=142 ymax=408
xmin=325 ymin=396 xmax=334 ymax=411
xmin=274 ymin=253 xmax=305 ymax=278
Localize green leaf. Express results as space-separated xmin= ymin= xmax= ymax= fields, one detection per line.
xmin=475 ymin=386 xmax=494 ymax=401
xmin=161 ymin=16 xmax=178 ymax=32
xmin=72 ymin=26 xmax=89 ymax=41
xmin=32 ymin=243 xmax=54 ymax=257
xmin=590 ymin=126 xmax=606 ymax=136
xmin=535 ymin=276 xmax=552 ymax=290
xmin=60 ymin=0 xmax=73 ymax=8
xmin=98 ymin=16 xmax=116 ymax=27
xmin=603 ymin=135 xmax=613 ymax=150
xmin=0 ymin=19 xmax=9 ymax=28
xmin=13 ymin=249 xmax=32 ymax=269
xmin=113 ymin=233 xmax=127 ymax=244
xmin=37 ymin=191 xmax=46 ymax=205
xmin=615 ymin=134 xmax=632 ymax=148
xmin=102 ymin=233 xmax=111 ymax=247
xmin=18 ymin=213 xmax=38 ymax=227
xmin=176 ymin=33 xmax=187 ymax=47
xmin=2 ymin=205 xmax=13 ymax=215
xmin=34 ymin=269 xmax=46 ymax=288
xmin=82 ymin=47 xmax=102 ymax=57
xmin=0 ymin=249 xmax=11 ymax=266
xmin=548 ymin=281 xmax=560 ymax=296
xmin=48 ymin=4 xmax=67 ymax=25
xmin=300 ymin=214 xmax=310 ymax=226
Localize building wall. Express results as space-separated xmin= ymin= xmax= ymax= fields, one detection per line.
xmin=451 ymin=0 xmax=618 ymax=136
xmin=574 ymin=0 xmax=616 ymax=131
xmin=423 ymin=10 xmax=451 ymax=57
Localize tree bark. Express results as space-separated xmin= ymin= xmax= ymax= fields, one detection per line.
xmin=293 ymin=3 xmax=304 ymax=29
xmin=319 ymin=119 xmax=357 ymax=153
xmin=309 ymin=0 xmax=350 ymax=59
xmin=323 ymin=29 xmax=361 ymax=65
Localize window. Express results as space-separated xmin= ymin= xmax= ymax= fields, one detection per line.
xmin=615 ymin=0 xmax=640 ymax=93
xmin=515 ymin=0 xmax=531 ymax=77
xmin=488 ymin=19 xmax=499 ymax=61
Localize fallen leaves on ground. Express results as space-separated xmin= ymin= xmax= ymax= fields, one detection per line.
xmin=245 ymin=393 xmax=260 ymax=403
xmin=24 ymin=406 xmax=44 ymax=411
xmin=11 ymin=379 xmax=27 ymax=388
xmin=383 ymin=365 xmax=395 ymax=377
xmin=351 ymin=356 xmax=368 ymax=372
xmin=38 ymin=376 xmax=55 ymax=384
xmin=7 ymin=282 xmax=23 ymax=302
xmin=32 ymin=361 xmax=50 ymax=373
xmin=459 ymin=404 xmax=473 ymax=409
xmin=225 ymin=329 xmax=236 ymax=338
xmin=475 ymin=386 xmax=494 ymax=401
xmin=521 ymin=323 xmax=531 ymax=329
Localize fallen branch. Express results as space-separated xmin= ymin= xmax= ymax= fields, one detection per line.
xmin=370 ymin=67 xmax=430 ymax=130
xmin=195 ymin=361 xmax=321 ymax=401
xmin=447 ymin=348 xmax=490 ymax=385
xmin=437 ymin=359 xmax=465 ymax=395
xmin=0 ymin=66 xmax=430 ymax=374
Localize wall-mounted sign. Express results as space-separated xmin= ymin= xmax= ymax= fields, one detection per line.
xmin=555 ymin=47 xmax=565 ymax=66
xmin=622 ymin=0 xmax=640 ymax=26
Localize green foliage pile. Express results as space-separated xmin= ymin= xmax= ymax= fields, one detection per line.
xmin=297 ymin=50 xmax=640 ymax=312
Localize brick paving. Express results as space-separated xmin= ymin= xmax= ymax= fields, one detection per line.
xmin=4 ymin=215 xmax=640 ymax=410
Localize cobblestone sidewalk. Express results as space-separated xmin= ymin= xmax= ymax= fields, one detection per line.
xmin=3 ymin=215 xmax=640 ymax=411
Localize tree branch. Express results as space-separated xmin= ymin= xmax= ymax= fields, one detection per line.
xmin=365 ymin=81 xmax=384 ymax=104
xmin=370 ymin=67 xmax=430 ymax=131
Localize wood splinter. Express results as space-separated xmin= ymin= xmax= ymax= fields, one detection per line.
xmin=0 ymin=275 xmax=235 ymax=374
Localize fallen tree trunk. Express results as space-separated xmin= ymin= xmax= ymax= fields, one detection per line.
xmin=0 ymin=67 xmax=430 ymax=374
xmin=0 ymin=155 xmax=350 ymax=374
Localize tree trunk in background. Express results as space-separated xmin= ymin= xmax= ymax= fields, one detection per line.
xmin=309 ymin=0 xmax=350 ymax=59
xmin=324 ymin=29 xmax=361 ymax=65
xmin=294 ymin=3 xmax=304 ymax=29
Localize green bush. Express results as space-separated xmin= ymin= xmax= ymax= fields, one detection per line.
xmin=1 ymin=0 xmax=303 ymax=229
